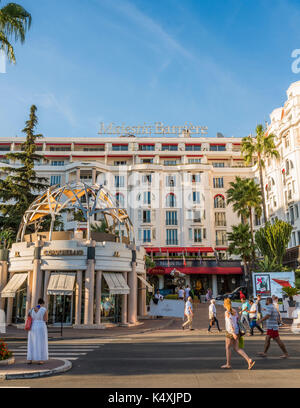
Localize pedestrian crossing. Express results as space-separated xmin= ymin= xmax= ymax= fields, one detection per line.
xmin=8 ymin=344 xmax=103 ymax=361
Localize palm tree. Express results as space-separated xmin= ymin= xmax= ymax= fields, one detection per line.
xmin=0 ymin=1 xmax=32 ymax=64
xmin=228 ymin=223 xmax=253 ymax=291
xmin=227 ymin=176 xmax=262 ymax=254
xmin=241 ymin=124 xmax=279 ymax=223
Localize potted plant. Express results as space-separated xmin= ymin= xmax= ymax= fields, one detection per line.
xmin=0 ymin=339 xmax=14 ymax=365
xmin=282 ymin=286 xmax=300 ymax=307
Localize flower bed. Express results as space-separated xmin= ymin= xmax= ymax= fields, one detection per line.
xmin=0 ymin=339 xmax=13 ymax=361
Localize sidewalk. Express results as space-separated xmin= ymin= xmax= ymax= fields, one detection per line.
xmin=0 ymin=358 xmax=71 ymax=380
xmin=1 ymin=317 xmax=176 ymax=341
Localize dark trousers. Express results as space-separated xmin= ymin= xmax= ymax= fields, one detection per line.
xmin=208 ymin=316 xmax=221 ymax=331
xmin=250 ymin=318 xmax=264 ymax=335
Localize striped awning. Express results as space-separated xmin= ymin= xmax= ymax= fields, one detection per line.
xmin=137 ymin=275 xmax=153 ymax=292
xmin=47 ymin=272 xmax=76 ymax=295
xmin=1 ymin=273 xmax=28 ymax=298
xmin=103 ymin=273 xmax=130 ymax=295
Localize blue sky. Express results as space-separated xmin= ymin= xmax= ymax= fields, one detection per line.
xmin=1 ymin=0 xmax=300 ymax=139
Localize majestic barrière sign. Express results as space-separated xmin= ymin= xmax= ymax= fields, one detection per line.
xmin=99 ymin=122 xmax=208 ymax=136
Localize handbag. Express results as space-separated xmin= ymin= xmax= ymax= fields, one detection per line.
xmin=238 ymin=335 xmax=244 ymax=349
xmin=25 ymin=310 xmax=33 ymax=331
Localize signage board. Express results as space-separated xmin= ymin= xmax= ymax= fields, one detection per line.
xmin=148 ymin=299 xmax=185 ymax=318
xmin=252 ymin=271 xmax=296 ymax=298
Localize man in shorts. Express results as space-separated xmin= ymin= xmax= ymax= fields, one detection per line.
xmin=257 ymin=297 xmax=289 ymax=358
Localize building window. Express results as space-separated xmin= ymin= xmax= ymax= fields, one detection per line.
xmin=141 ymin=158 xmax=153 ymax=164
xmin=49 ymin=146 xmax=71 ymax=151
xmin=166 ymin=229 xmax=178 ymax=245
xmin=166 ymin=193 xmax=176 ymax=207
xmin=212 ymin=162 xmax=225 ymax=168
xmin=115 ymin=193 xmax=125 ymax=207
xmin=210 ymin=144 xmax=226 ymax=151
xmin=143 ymin=210 xmax=151 ymax=223
xmin=191 ymin=174 xmax=201 ymax=183
xmin=142 ymin=174 xmax=152 ymax=184
xmin=51 ymin=161 xmax=65 ymax=166
xmin=143 ymin=191 xmax=151 ymax=205
xmin=216 ymin=230 xmax=227 ymax=246
xmin=114 ymin=175 xmax=124 ymax=188
xmin=213 ymin=177 xmax=224 ymax=188
xmin=255 ymin=214 xmax=261 ymax=226
xmin=112 ymin=144 xmax=128 ymax=151
xmin=139 ymin=144 xmax=155 ymax=151
xmin=164 ymin=160 xmax=177 ymax=166
xmin=162 ymin=144 xmax=178 ymax=151
xmin=83 ymin=146 xmax=105 ymax=151
xmin=185 ymin=144 xmax=201 ymax=151
xmin=192 ymin=191 xmax=200 ymax=203
xmin=114 ymin=161 xmax=127 ymax=166
xmin=215 ymin=212 xmax=226 ymax=226
xmin=166 ymin=175 xmax=176 ymax=187
xmin=166 ymin=211 xmax=177 ymax=225
xmin=194 ymin=228 xmax=202 ymax=243
xmin=143 ymin=229 xmax=151 ymax=243
xmin=214 ymin=194 xmax=225 ymax=208
xmin=193 ymin=210 xmax=201 ymax=223
xmin=50 ymin=175 xmax=61 ymax=186
xmin=188 ymin=158 xmax=202 ymax=164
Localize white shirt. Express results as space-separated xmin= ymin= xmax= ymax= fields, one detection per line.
xmin=185 ymin=288 xmax=190 ymax=298
xmin=185 ymin=300 xmax=193 ymax=315
xmin=209 ymin=304 xmax=216 ymax=318
xmin=249 ymin=303 xmax=257 ymax=319
xmin=155 ymin=293 xmax=163 ymax=300
xmin=178 ymin=289 xmax=184 ymax=298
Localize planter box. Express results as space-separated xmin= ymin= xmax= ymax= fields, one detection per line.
xmin=0 ymin=357 xmax=15 ymax=366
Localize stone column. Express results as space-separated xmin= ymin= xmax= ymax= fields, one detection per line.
xmin=95 ymin=270 xmax=102 ymax=325
xmin=43 ymin=270 xmax=50 ymax=309
xmin=75 ymin=270 xmax=83 ymax=325
xmin=128 ymin=248 xmax=137 ymax=324
xmin=25 ymin=270 xmax=33 ymax=317
xmin=121 ymin=272 xmax=128 ymax=325
xmin=0 ymin=261 xmax=8 ymax=311
xmin=76 ymin=168 xmax=81 ymax=182
xmin=138 ymin=275 xmax=147 ymax=317
xmin=31 ymin=241 xmax=43 ymax=308
xmin=6 ymin=297 xmax=14 ymax=325
xmin=92 ymin=168 xmax=96 ymax=184
xmin=212 ymin=274 xmax=218 ymax=297
xmin=84 ymin=243 xmax=95 ymax=325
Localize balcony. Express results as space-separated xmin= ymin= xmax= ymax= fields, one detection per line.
xmin=155 ymin=259 xmax=241 ymax=268
xmin=216 ymin=240 xmax=228 ymax=246
xmin=166 ymin=240 xmax=178 ymax=245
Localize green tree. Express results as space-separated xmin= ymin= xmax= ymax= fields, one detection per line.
xmin=0 ymin=1 xmax=32 ymax=63
xmin=91 ymin=220 xmax=107 ymax=233
xmin=0 ymin=228 xmax=14 ymax=249
xmin=242 ymin=124 xmax=279 ymax=223
xmin=226 ymin=176 xmax=262 ymax=254
xmin=0 ymin=105 xmax=48 ymax=238
xmin=228 ymin=223 xmax=253 ymax=290
xmin=255 ymin=218 xmax=293 ymax=269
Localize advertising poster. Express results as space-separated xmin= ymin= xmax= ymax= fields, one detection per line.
xmin=252 ymin=272 xmax=296 ymax=298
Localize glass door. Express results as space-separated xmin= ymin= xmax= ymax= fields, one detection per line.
xmin=48 ymin=294 xmax=73 ymax=325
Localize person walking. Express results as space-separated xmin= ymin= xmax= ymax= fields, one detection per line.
xmin=178 ymin=287 xmax=185 ymax=300
xmin=256 ymin=294 xmax=263 ymax=330
xmin=272 ymin=295 xmax=283 ymax=326
xmin=240 ymin=290 xmax=246 ymax=301
xmin=239 ymin=297 xmax=251 ymax=334
xmin=184 ymin=285 xmax=191 ymax=301
xmin=182 ymin=296 xmax=194 ymax=330
xmin=208 ymin=299 xmax=221 ymax=332
xmin=221 ymin=298 xmax=255 ymax=370
xmin=205 ymin=288 xmax=213 ymax=303
xmin=257 ymin=297 xmax=289 ymax=359
xmin=248 ymin=298 xmax=264 ymax=336
xmin=27 ymin=298 xmax=48 ymax=365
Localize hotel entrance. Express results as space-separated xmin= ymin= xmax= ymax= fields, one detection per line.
xmin=48 ymin=294 xmax=74 ymax=325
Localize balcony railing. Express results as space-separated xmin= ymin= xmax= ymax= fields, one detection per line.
xmin=166 ymin=240 xmax=178 ymax=245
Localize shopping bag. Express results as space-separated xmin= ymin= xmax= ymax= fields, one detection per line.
xmin=25 ymin=315 xmax=32 ymax=331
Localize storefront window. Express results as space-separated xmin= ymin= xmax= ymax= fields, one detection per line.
xmin=13 ymin=284 xmax=27 ymax=323
xmin=101 ymin=277 xmax=121 ymax=323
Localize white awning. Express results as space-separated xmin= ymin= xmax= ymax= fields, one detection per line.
xmin=103 ymin=272 xmax=130 ymax=295
xmin=1 ymin=273 xmax=28 ymax=298
xmin=47 ymin=272 xmax=76 ymax=295
xmin=137 ymin=275 xmax=153 ymax=292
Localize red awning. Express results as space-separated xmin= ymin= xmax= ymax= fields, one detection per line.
xmin=272 ymin=279 xmax=292 ymax=288
xmin=145 ymin=247 xmax=214 ymax=253
xmin=148 ymin=266 xmax=242 ymax=275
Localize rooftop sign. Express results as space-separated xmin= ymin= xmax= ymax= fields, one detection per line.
xmin=98 ymin=122 xmax=208 ymax=136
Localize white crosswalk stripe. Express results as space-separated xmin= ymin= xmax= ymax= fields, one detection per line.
xmin=9 ymin=344 xmax=103 ymax=361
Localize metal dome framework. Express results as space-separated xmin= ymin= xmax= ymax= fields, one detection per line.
xmin=17 ymin=182 xmax=134 ymax=242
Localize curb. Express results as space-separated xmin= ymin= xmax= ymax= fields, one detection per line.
xmin=0 ymin=358 xmax=72 ymax=380
xmin=139 ymin=318 xmax=176 ymax=333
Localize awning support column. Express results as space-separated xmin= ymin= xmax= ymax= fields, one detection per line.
xmin=128 ymin=247 xmax=137 ymax=324
xmin=95 ymin=270 xmax=102 ymax=325
xmin=121 ymin=272 xmax=128 ymax=325
xmin=75 ymin=270 xmax=82 ymax=325
xmin=212 ymin=274 xmax=218 ymax=297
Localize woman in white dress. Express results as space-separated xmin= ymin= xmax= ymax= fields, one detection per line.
xmin=27 ymin=298 xmax=48 ymax=365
